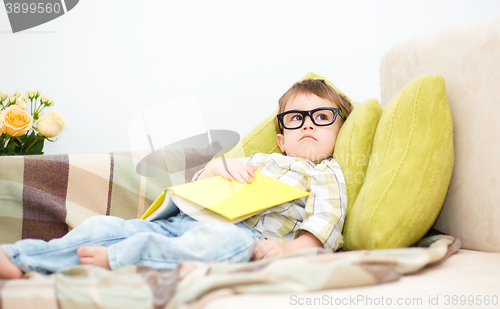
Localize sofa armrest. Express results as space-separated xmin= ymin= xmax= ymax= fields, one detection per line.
xmin=379 ymin=17 xmax=500 ymax=252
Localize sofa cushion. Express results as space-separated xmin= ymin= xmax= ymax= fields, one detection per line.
xmin=333 ymin=98 xmax=383 ymax=216
xmin=343 ymin=75 xmax=454 ymax=250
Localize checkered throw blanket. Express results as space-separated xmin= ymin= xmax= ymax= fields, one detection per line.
xmin=0 ymin=152 xmax=460 ymax=309
xmin=0 ymin=149 xmax=216 ymax=242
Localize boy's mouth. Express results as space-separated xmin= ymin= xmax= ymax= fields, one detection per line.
xmin=300 ymin=134 xmax=317 ymax=141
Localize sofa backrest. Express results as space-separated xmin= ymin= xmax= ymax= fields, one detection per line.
xmin=379 ymin=17 xmax=500 ymax=252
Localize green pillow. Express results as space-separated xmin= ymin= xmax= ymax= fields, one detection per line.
xmin=343 ymin=75 xmax=454 ymax=250
xmin=224 ymin=108 xmax=283 ymax=159
xmin=225 ymin=72 xmax=352 ymax=159
xmin=333 ymin=98 xmax=383 ymax=216
xmin=301 ymin=72 xmax=354 ymax=102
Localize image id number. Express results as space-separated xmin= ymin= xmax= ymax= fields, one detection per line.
xmin=444 ymin=295 xmax=498 ymax=306
xmin=5 ymin=2 xmax=61 ymax=14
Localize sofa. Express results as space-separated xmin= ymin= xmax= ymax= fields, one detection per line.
xmin=1 ymin=16 xmax=499 ymax=309
xmin=206 ymin=16 xmax=500 ymax=308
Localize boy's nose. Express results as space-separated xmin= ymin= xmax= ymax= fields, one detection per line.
xmin=302 ymin=115 xmax=316 ymax=130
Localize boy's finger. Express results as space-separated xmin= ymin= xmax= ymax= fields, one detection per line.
xmin=252 ymin=248 xmax=261 ymax=260
xmin=235 ymin=167 xmax=254 ymax=183
xmin=262 ymin=250 xmax=273 ymax=259
xmin=264 ymin=250 xmax=278 ymax=259
xmin=220 ymin=172 xmax=232 ymax=181
xmin=246 ymin=166 xmax=256 ymax=178
xmin=245 ymin=174 xmax=253 ymax=183
xmin=260 ymin=244 xmax=274 ymax=259
xmin=253 ymin=240 xmax=265 ymax=256
xmin=246 ymin=164 xmax=258 ymax=173
xmin=253 ymin=243 xmax=269 ymax=260
xmin=231 ymin=171 xmax=246 ymax=184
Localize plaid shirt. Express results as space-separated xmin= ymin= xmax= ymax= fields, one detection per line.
xmin=244 ymin=153 xmax=347 ymax=251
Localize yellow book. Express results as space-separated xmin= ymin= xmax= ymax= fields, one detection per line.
xmin=141 ymin=172 xmax=309 ymax=224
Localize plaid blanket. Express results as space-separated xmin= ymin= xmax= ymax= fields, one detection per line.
xmin=0 ymin=235 xmax=459 ymax=309
xmin=0 ymin=149 xmax=218 ymax=243
xmin=0 ymin=152 xmax=460 ymax=308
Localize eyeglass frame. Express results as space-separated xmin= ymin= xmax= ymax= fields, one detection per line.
xmin=276 ymin=107 xmax=346 ymax=131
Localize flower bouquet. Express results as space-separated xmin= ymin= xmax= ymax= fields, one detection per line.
xmin=0 ymin=90 xmax=68 ymax=156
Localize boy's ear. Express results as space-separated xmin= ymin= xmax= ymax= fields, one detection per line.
xmin=276 ymin=134 xmax=285 ymax=153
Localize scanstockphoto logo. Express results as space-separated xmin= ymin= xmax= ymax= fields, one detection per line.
xmin=3 ymin=0 xmax=79 ymax=33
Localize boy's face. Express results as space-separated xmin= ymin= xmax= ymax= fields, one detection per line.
xmin=277 ymin=93 xmax=343 ymax=162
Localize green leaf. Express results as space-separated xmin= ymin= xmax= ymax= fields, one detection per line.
xmin=6 ymin=139 xmax=19 ymax=153
xmin=20 ymin=135 xmax=34 ymax=151
xmin=0 ymin=134 xmax=5 ymax=151
xmin=27 ymin=138 xmax=44 ymax=155
xmin=14 ymin=139 xmax=23 ymax=153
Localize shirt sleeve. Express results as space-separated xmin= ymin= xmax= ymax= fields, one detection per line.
xmin=296 ymin=165 xmax=347 ymax=251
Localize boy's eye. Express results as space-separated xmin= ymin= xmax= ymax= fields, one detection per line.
xmin=313 ymin=110 xmax=335 ymax=124
xmin=316 ymin=113 xmax=330 ymax=121
xmin=290 ymin=114 xmax=303 ymax=122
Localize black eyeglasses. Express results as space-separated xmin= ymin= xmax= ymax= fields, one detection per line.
xmin=277 ymin=107 xmax=345 ymax=130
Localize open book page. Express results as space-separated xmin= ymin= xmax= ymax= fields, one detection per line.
xmin=142 ymin=172 xmax=309 ymax=222
xmin=141 ymin=190 xmax=179 ymax=221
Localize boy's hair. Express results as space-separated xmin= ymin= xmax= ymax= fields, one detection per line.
xmin=275 ymin=79 xmax=353 ymax=134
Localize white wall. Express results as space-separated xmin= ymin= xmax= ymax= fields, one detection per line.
xmin=1 ymin=0 xmax=499 ymax=155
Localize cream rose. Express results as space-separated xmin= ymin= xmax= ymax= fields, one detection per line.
xmin=37 ymin=110 xmax=67 ymax=138
xmin=0 ymin=105 xmax=34 ymax=137
xmin=0 ymin=91 xmax=8 ymax=101
xmin=40 ymin=94 xmax=54 ymax=106
xmin=26 ymin=90 xmax=36 ymax=99
xmin=16 ymin=98 xmax=27 ymax=109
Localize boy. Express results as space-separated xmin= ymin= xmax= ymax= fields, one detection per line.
xmin=0 ymin=79 xmax=352 ymax=279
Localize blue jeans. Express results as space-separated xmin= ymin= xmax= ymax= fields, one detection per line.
xmin=1 ymin=214 xmax=264 ymax=274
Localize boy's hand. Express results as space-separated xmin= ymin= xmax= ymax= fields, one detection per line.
xmin=198 ymin=159 xmax=258 ymax=183
xmin=252 ymin=231 xmax=324 ymax=260
xmin=252 ymin=239 xmax=286 ymax=260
